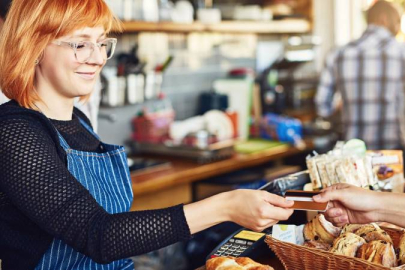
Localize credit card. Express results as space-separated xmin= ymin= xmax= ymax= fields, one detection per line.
xmin=284 ymin=190 xmax=328 ymax=212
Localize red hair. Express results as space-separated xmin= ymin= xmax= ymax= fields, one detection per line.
xmin=0 ymin=0 xmax=122 ymax=108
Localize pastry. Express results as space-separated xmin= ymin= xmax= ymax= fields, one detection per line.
xmin=355 ymin=224 xmax=393 ymax=244
xmin=206 ymin=257 xmax=274 ymax=270
xmin=235 ymin=257 xmax=273 ymax=270
xmin=303 ymin=240 xmax=331 ymax=251
xmin=341 ymin=224 xmax=363 ymax=235
xmin=304 ymin=214 xmax=342 ymax=244
xmin=330 ymin=232 xmax=366 ymax=257
xmin=354 ymin=223 xmax=380 ymax=235
xmin=206 ymin=257 xmax=240 ymax=270
xmin=377 ymin=165 xmax=394 ymax=180
xmin=356 ymin=240 xmax=397 ymax=267
xmin=398 ymin=231 xmax=405 ymax=266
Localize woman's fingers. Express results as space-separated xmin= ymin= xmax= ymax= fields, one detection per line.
xmin=263 ymin=191 xmax=294 ymax=208
xmin=255 ymin=200 xmax=293 ymax=220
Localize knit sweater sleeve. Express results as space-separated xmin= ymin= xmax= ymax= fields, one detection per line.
xmin=0 ymin=117 xmax=191 ymax=264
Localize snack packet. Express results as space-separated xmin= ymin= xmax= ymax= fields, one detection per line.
xmin=306 ymin=155 xmax=323 ymax=190
xmin=272 ymin=224 xmax=305 ymax=245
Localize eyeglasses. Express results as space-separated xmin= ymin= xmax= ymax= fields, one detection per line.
xmin=52 ymin=38 xmax=117 ymax=64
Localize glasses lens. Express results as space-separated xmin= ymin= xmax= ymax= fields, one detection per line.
xmin=103 ymin=40 xmax=116 ymax=60
xmin=74 ymin=40 xmax=116 ymax=63
xmin=75 ymin=42 xmax=93 ymax=63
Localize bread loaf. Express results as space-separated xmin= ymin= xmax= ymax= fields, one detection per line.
xmin=303 ymin=240 xmax=331 ymax=251
xmin=304 ymin=214 xmax=341 ymax=244
xmin=354 ymin=224 xmax=393 ymax=244
xmin=356 ymin=240 xmax=397 ymax=267
xmin=235 ymin=257 xmax=273 ymax=270
xmin=206 ymin=257 xmax=273 ymax=270
xmin=341 ymin=224 xmax=363 ymax=235
xmin=206 ymin=257 xmax=241 ymax=270
xmin=330 ymin=233 xmax=366 ymax=257
xmin=398 ymin=231 xmax=405 ymax=265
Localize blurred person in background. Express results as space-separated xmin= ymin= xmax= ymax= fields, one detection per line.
xmin=315 ymin=0 xmax=405 ymax=150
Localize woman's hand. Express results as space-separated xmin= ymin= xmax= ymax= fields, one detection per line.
xmin=184 ymin=189 xmax=294 ymax=234
xmin=223 ymin=189 xmax=294 ymax=232
xmin=313 ymin=183 xmax=382 ymax=226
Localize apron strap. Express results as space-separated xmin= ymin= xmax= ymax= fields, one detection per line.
xmin=56 ymin=131 xmax=71 ymax=150
xmin=78 ymin=117 xmax=100 ymax=140
xmin=56 ymin=116 xmax=99 ymax=150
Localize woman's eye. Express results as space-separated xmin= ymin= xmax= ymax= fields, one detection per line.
xmin=76 ymin=43 xmax=86 ymax=49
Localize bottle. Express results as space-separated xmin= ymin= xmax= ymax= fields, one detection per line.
xmin=143 ymin=0 xmax=159 ymax=22
xmin=117 ymin=64 xmax=126 ymax=106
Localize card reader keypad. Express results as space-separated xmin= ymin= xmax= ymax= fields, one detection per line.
xmin=213 ymin=238 xmax=252 ymax=257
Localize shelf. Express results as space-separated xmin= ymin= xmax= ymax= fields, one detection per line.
xmin=122 ymin=19 xmax=311 ymax=34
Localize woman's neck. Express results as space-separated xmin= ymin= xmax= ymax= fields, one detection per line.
xmin=34 ymin=98 xmax=74 ymax=121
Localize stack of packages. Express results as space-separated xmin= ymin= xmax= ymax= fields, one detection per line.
xmin=306 ymin=140 xmax=404 ymax=192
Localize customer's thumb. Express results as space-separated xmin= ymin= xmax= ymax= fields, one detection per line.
xmin=313 ymin=190 xmax=337 ymax=203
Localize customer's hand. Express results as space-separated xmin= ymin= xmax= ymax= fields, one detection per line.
xmin=313 ymin=183 xmax=382 ymax=226
xmin=224 ymin=189 xmax=294 ymax=232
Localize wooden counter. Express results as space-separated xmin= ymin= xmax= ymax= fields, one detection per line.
xmin=130 ymin=143 xmax=309 ymax=211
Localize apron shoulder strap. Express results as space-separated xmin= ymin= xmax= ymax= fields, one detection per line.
xmin=77 ymin=117 xmax=100 ymax=140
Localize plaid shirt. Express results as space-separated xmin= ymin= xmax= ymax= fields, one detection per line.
xmin=316 ymin=25 xmax=405 ymax=150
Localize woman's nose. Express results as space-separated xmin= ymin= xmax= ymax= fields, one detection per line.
xmin=86 ymin=46 xmax=105 ymax=65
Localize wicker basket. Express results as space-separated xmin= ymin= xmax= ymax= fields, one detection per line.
xmin=265 ymin=227 xmax=404 ymax=270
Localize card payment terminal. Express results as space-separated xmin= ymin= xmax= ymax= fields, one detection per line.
xmin=207 ymin=228 xmax=273 ymax=260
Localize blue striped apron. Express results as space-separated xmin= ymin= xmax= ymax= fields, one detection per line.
xmin=35 ymin=118 xmax=134 ymax=270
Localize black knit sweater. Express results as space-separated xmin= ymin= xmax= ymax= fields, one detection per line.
xmin=0 ymin=100 xmax=191 ymax=270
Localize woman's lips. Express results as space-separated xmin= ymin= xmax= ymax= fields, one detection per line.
xmin=76 ymin=72 xmax=96 ymax=80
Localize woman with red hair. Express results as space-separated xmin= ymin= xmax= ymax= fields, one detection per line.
xmin=0 ymin=0 xmax=294 ymax=269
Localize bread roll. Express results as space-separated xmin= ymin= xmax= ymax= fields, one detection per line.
xmin=303 ymin=240 xmax=331 ymax=251
xmin=304 ymin=214 xmax=342 ymax=244
xmin=235 ymin=257 xmax=273 ymax=270
xmin=398 ymin=231 xmax=405 ymax=266
xmin=330 ymin=232 xmax=365 ymax=257
xmin=217 ymin=267 xmax=245 ymax=270
xmin=341 ymin=224 xmax=363 ymax=235
xmin=355 ymin=224 xmax=392 ymax=244
xmin=206 ymin=257 xmax=240 ymax=270
xmin=356 ymin=240 xmax=397 ymax=267
xmin=206 ymin=257 xmax=273 ymax=270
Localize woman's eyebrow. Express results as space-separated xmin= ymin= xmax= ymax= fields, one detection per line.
xmin=70 ymin=33 xmax=106 ymax=39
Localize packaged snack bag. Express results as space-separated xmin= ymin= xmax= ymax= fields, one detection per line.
xmin=306 ymin=155 xmax=323 ymax=190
